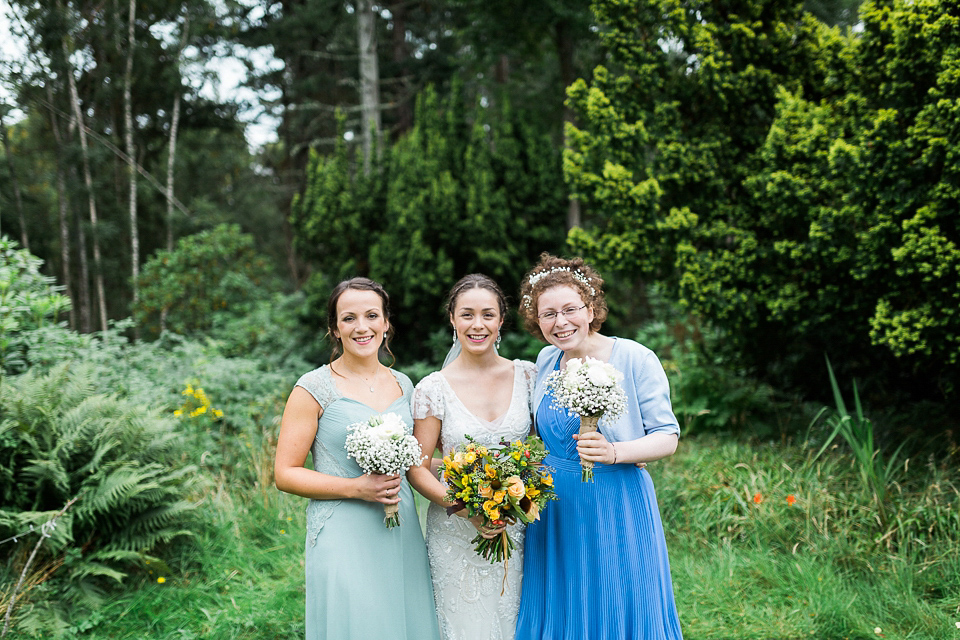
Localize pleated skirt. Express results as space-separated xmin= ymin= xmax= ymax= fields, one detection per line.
xmin=515 ymin=454 xmax=683 ymax=640
xmin=304 ymin=483 xmax=441 ymax=640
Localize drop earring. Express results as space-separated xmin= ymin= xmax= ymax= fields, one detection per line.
xmin=452 ymin=330 xmax=458 ymax=344
xmin=495 ymin=330 xmax=501 ymax=349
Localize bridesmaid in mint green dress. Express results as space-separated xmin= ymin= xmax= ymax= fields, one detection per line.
xmin=275 ymin=278 xmax=440 ymax=640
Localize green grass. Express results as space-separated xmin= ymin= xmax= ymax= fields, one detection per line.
xmin=10 ymin=435 xmax=959 ymax=639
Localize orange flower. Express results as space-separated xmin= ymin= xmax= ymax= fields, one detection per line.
xmin=753 ymin=492 xmax=763 ymax=504
xmin=478 ymin=484 xmax=493 ymax=499
xmin=505 ymin=476 xmax=525 ymax=498
xmin=786 ymin=494 xmax=797 ymax=506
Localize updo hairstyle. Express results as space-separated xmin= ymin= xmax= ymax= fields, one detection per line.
xmin=518 ymin=253 xmax=607 ymax=342
xmin=445 ymin=274 xmax=509 ymax=320
xmin=326 ymin=277 xmax=395 ymax=364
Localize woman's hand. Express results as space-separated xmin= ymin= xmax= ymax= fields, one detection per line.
xmin=468 ymin=513 xmax=505 ymax=540
xmin=354 ymin=473 xmax=403 ymax=505
xmin=573 ymin=431 xmax=617 ymax=465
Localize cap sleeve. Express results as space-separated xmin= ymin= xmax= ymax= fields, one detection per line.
xmin=518 ymin=360 xmax=538 ymax=409
xmin=295 ymin=366 xmax=338 ymax=409
xmin=412 ymin=373 xmax=445 ymax=421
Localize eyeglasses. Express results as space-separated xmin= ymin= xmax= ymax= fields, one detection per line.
xmin=537 ymin=305 xmax=587 ymax=322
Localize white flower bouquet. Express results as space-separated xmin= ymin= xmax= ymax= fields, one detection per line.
xmin=545 ymin=356 xmax=628 ymax=481
xmin=345 ymin=412 xmax=425 ymax=528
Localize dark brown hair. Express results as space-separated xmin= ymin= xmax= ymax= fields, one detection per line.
xmin=518 ymin=253 xmax=607 ymax=342
xmin=326 ymin=277 xmax=395 ymax=364
xmin=445 ymin=274 xmax=508 ymax=320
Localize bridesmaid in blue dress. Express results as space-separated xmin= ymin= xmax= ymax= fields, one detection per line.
xmin=515 ymin=255 xmax=683 ymax=640
xmin=274 ymin=277 xmax=440 ymax=640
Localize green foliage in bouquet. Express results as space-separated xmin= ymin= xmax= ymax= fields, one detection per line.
xmin=441 ymin=435 xmax=557 ymax=562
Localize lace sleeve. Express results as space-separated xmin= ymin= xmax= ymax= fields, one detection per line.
xmin=411 ymin=373 xmax=445 ymax=421
xmin=518 ymin=360 xmax=538 ymax=409
xmin=294 ymin=366 xmax=338 ymax=409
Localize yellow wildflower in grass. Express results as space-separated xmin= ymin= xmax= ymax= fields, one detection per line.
xmin=213 ymin=408 xmax=224 ymax=419
xmin=173 ymin=409 xmax=183 ymax=417
xmin=157 ymin=576 xmax=166 ymax=584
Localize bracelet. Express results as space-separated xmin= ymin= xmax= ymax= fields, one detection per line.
xmin=612 ymin=442 xmax=618 ymax=464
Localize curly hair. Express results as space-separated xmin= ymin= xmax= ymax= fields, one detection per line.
xmin=326 ymin=277 xmax=395 ymax=365
xmin=445 ymin=274 xmax=508 ymax=320
xmin=518 ymin=253 xmax=607 ymax=342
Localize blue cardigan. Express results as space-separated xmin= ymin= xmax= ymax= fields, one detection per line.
xmin=533 ymin=337 xmax=680 ymax=443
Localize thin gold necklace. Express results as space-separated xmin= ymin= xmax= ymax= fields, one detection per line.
xmin=339 ymin=362 xmax=381 ymax=393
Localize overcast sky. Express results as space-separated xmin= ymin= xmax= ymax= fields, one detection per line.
xmin=0 ymin=6 xmax=281 ymax=150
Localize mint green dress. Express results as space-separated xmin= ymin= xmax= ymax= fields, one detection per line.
xmin=295 ymin=365 xmax=440 ymax=640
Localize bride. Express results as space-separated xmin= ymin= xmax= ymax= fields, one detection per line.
xmin=408 ymin=274 xmax=537 ymax=640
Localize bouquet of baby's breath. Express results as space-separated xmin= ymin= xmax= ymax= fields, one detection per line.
xmin=345 ymin=412 xmax=425 ymax=528
xmin=545 ymin=356 xmax=627 ymax=481
xmin=441 ymin=435 xmax=556 ymax=564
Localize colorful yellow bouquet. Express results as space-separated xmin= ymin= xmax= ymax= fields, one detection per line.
xmin=440 ymin=435 xmax=557 ymax=563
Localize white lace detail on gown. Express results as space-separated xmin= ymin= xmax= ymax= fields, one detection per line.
xmin=412 ymin=360 xmax=538 ymax=640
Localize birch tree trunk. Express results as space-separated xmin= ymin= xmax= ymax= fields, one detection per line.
xmin=166 ymin=16 xmax=189 ymax=252
xmin=123 ymin=0 xmax=139 ymax=324
xmin=47 ymin=84 xmax=77 ymax=329
xmin=356 ymin=0 xmax=381 ymax=175
xmin=63 ymin=39 xmax=109 ymax=332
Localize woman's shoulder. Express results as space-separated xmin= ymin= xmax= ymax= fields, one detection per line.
xmin=295 ymin=364 xmax=338 ymax=407
xmin=534 ymin=345 xmax=561 ymax=368
xmin=412 ymin=369 xmax=444 ymax=390
xmin=612 ymin=336 xmax=656 ymax=361
xmin=389 ymin=368 xmax=415 ymax=394
xmin=512 ymin=359 xmax=538 ymax=375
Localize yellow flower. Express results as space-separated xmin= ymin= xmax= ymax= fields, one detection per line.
xmin=182 ymin=385 xmax=193 ymax=396
xmin=157 ymin=576 xmax=166 ymax=584
xmin=280 ymin=529 xmax=286 ymax=535
xmin=483 ymin=499 xmax=498 ymax=513
xmin=453 ymin=452 xmax=466 ymax=467
xmin=487 ymin=508 xmax=500 ymax=521
xmin=477 ymin=446 xmax=488 ymax=456
xmin=212 ymin=408 xmax=224 ymax=419
xmin=542 ymin=474 xmax=553 ymax=487
xmin=525 ymin=486 xmax=541 ymax=499
xmin=173 ymin=409 xmax=183 ymax=417
xmin=485 ymin=464 xmax=497 ymax=479
xmin=464 ymin=452 xmax=477 ymax=465
xmin=512 ymin=451 xmax=522 ymax=461
xmin=506 ymin=476 xmax=525 ymax=498
xmin=493 ymin=490 xmax=506 ymax=504
xmin=524 ymin=502 xmax=540 ymax=522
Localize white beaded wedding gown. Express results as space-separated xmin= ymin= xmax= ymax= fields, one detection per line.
xmin=412 ymin=360 xmax=538 ymax=640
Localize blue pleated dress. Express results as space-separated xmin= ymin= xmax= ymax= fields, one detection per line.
xmin=515 ymin=346 xmax=683 ymax=640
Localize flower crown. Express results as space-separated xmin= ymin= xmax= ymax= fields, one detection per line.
xmin=522 ymin=266 xmax=596 ymax=309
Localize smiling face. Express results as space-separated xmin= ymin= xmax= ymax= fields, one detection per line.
xmin=536 ymin=285 xmax=595 ymax=352
xmin=450 ymin=287 xmax=503 ymax=356
xmin=333 ymin=288 xmax=390 ymax=359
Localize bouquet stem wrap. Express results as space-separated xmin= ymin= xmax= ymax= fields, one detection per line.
xmin=384 ymin=502 xmax=400 ymax=528
xmin=578 ymin=415 xmax=601 ymax=482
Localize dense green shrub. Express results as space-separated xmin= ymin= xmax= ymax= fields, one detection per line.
xmin=565 ymin=0 xmax=960 ymax=407
xmin=292 ymin=86 xmax=568 ymax=360
xmin=0 ymin=236 xmax=71 ymax=373
xmin=133 ymin=225 xmax=276 ymax=338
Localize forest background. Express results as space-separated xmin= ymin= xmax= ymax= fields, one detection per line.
xmin=1 ymin=0 xmax=959 ymax=638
